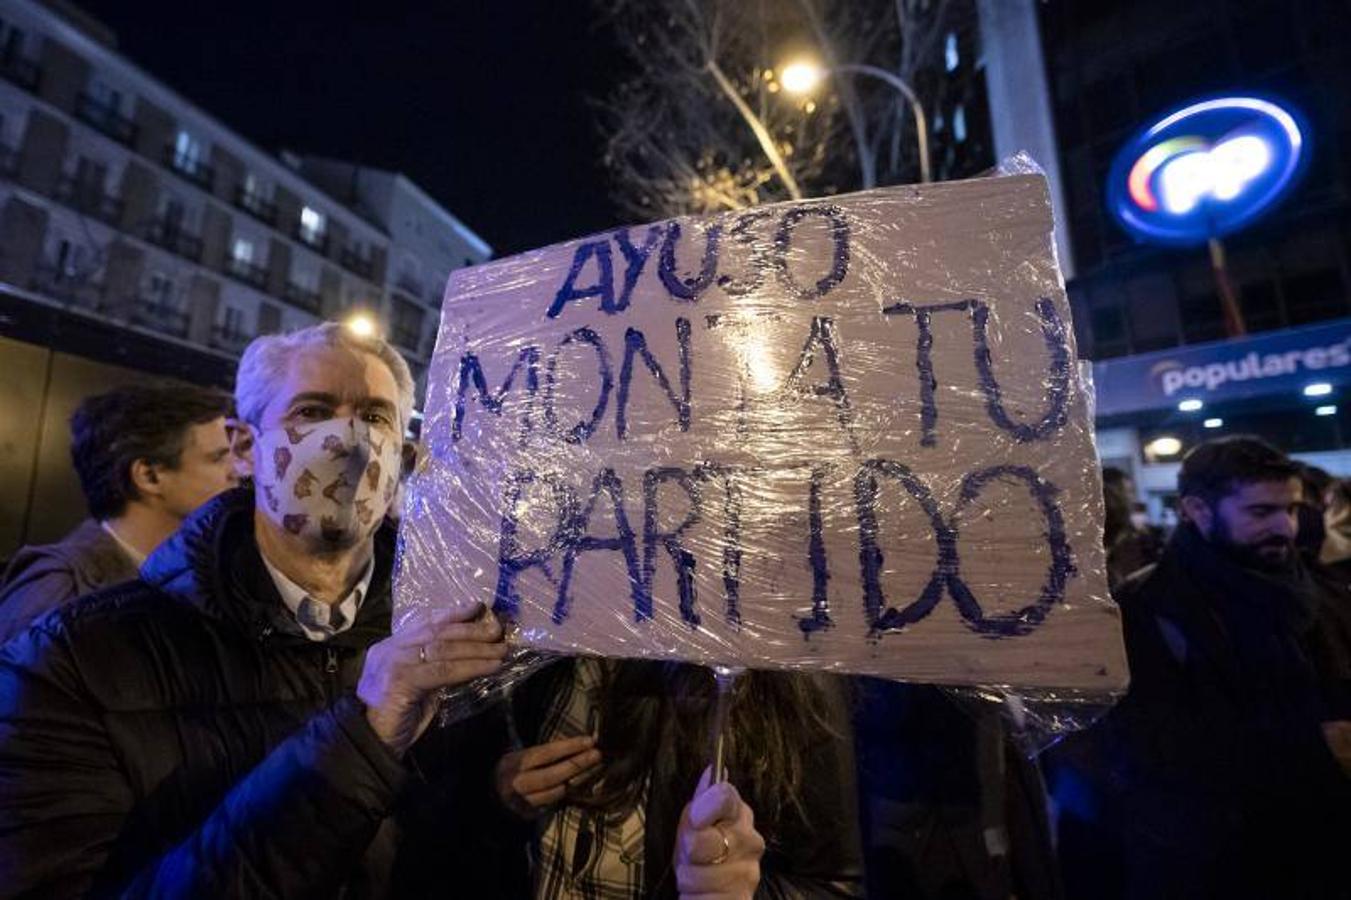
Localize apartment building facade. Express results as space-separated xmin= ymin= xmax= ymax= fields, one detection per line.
xmin=0 ymin=0 xmax=490 ymax=398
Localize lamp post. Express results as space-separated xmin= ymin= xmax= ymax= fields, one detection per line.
xmin=780 ymin=60 xmax=931 ymax=184
xmin=344 ymin=311 xmax=378 ymax=338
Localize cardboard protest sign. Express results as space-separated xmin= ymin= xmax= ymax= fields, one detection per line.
xmin=396 ymin=172 xmax=1128 ymax=692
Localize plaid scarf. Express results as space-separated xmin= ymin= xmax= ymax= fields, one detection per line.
xmin=534 ymin=658 xmax=648 ymax=900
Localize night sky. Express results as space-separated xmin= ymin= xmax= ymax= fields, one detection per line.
xmin=75 ymin=0 xmax=625 ymax=257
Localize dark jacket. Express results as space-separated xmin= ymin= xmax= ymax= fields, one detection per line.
xmin=0 ymin=519 xmax=139 ymax=645
xmin=437 ymin=657 xmax=866 ymax=900
xmin=0 ymin=488 xmax=418 ymax=897
xmin=1051 ymin=526 xmax=1351 ymax=900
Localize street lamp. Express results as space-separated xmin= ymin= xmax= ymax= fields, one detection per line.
xmin=779 ymin=58 xmax=931 ymax=183
xmin=344 ymin=312 xmax=378 ymax=338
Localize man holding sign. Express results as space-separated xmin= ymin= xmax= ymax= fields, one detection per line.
xmin=0 ymin=324 xmax=508 ymax=896
xmin=398 ymin=170 xmax=1125 ymax=895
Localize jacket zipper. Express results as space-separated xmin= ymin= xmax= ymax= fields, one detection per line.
xmin=324 ymin=646 xmax=340 ymax=700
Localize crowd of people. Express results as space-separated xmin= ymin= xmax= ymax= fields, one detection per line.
xmin=0 ymin=321 xmax=1347 ymax=898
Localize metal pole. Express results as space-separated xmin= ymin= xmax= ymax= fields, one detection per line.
xmin=833 ymin=63 xmax=931 ymax=183
xmin=1207 ymin=237 xmax=1246 ymax=337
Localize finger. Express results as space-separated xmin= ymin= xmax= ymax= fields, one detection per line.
xmin=514 ymin=750 xmax=602 ymax=795
xmin=403 ymin=657 xmax=504 ymax=690
xmin=518 ymin=734 xmax=597 ymax=769
xmin=680 ymin=825 xmax=732 ymax=866
xmin=414 ymin=633 xmax=510 ymax=665
xmin=429 ymin=614 xmax=503 ymax=644
xmin=435 ymin=601 xmax=486 ymax=624
xmin=676 ymin=859 xmax=758 ymax=895
xmin=689 ymin=781 xmax=742 ymax=830
xmin=521 ymin=784 xmax=567 ymax=808
xmin=397 ymin=603 xmax=483 ymax=634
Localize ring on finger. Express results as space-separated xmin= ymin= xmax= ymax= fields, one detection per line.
xmin=418 ymin=644 xmax=428 ymax=665
xmin=708 ymin=822 xmax=731 ymax=865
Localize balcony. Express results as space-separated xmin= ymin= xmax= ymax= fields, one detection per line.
xmin=210 ymin=324 xmax=255 ymax=354
xmin=31 ymin=263 xmax=103 ymax=310
xmin=293 ymin=222 xmax=329 ymax=255
xmin=56 ymin=174 xmax=124 ymax=225
xmin=339 ymin=245 xmax=375 ymax=280
xmin=233 ymin=185 xmax=278 ymax=226
xmin=144 ymin=219 xmax=204 ymax=262
xmin=131 ymin=298 xmax=190 ymax=338
xmin=283 ymin=281 xmax=322 ymax=313
xmin=162 ymin=145 xmax=215 ymax=191
xmin=224 ymin=255 xmax=268 ymax=291
xmin=75 ymin=93 xmax=137 ymax=147
xmin=0 ymin=47 xmax=40 ymax=92
xmin=394 ymin=273 xmax=423 ymax=299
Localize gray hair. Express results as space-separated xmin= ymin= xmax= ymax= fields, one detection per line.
xmin=235 ymin=322 xmax=416 ymax=428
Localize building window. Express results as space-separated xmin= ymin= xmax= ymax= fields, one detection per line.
xmin=235 ymin=172 xmax=277 ymax=225
xmin=87 ymin=78 xmax=122 ymax=114
xmin=392 ymin=296 xmax=424 ymax=351
xmin=53 ymin=239 xmax=84 ymax=279
xmin=146 ymin=271 xmax=175 ymax=307
xmin=944 ymin=32 xmax=959 ymax=73
xmin=300 ymin=206 xmax=325 ymax=244
xmin=291 ymin=263 xmax=319 ymax=293
xmin=953 ymin=104 xmax=967 ymax=143
xmin=223 ymin=306 xmax=245 ymax=335
xmin=161 ymin=197 xmax=186 ymax=229
xmin=232 ymin=238 xmax=254 ymax=263
xmin=167 ymin=130 xmax=213 ymax=189
xmin=174 ymin=131 xmax=203 ymax=170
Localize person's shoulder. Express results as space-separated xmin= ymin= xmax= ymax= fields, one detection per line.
xmin=2 ymin=578 xmax=196 ymax=673
xmin=2 ymin=521 xmax=133 ymax=592
xmin=1112 ymin=558 xmax=1167 ymax=609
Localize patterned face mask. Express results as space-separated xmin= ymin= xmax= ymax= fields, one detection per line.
xmin=254 ymin=417 xmax=402 ymax=549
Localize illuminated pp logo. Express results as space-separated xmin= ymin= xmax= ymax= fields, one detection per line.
xmin=1107 ymin=96 xmax=1306 ymax=245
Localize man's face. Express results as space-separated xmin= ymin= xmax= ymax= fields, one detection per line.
xmin=247 ymin=345 xmax=403 ymax=550
xmin=1198 ymin=477 xmax=1301 ymax=568
xmin=155 ymin=416 xmax=237 ymax=519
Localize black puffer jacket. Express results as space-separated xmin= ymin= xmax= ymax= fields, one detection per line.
xmin=1050 ymin=526 xmax=1351 ymax=900
xmin=0 ymin=489 xmax=413 ymax=898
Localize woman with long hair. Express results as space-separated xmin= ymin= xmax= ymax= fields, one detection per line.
xmin=470 ymin=656 xmax=864 ymax=899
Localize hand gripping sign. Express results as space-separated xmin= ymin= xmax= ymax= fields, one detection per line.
xmin=396 ymin=170 xmax=1128 ymax=694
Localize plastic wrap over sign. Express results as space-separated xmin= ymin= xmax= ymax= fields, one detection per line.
xmin=396 ymin=171 xmax=1128 ymax=692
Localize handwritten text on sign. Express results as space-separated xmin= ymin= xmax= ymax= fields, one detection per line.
xmin=397 ymin=174 xmax=1127 ymax=691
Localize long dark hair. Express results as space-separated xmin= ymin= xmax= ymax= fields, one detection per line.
xmin=578 ymin=660 xmax=846 ymax=838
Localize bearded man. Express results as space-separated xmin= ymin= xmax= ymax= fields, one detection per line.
xmin=1055 ymin=436 xmax=1351 ymax=900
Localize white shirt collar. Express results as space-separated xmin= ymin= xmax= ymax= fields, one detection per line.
xmin=99 ymin=520 xmax=147 ymax=567
xmin=259 ymin=553 xmax=375 ymax=642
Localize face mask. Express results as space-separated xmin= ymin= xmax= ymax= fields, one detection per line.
xmin=254 ymin=417 xmax=401 ymax=549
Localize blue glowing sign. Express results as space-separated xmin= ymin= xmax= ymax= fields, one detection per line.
xmin=1106 ymin=96 xmax=1306 ymax=246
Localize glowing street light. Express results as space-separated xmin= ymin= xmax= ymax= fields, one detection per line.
xmin=344 ymin=312 xmax=378 ymax=338
xmin=1146 ymin=436 xmax=1183 ymax=458
xmin=1316 ymin=405 xmax=1337 ymax=417
xmin=1204 ymin=417 xmax=1223 ymax=429
xmin=780 ymin=61 xmax=823 ymax=95
xmin=778 ymin=57 xmax=931 ymax=183
xmin=1303 ymin=382 xmax=1333 ymax=397
xmin=1178 ymin=398 xmax=1204 ymax=412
